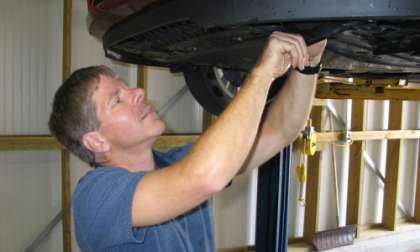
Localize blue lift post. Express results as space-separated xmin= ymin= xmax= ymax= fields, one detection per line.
xmin=255 ymin=145 xmax=292 ymax=252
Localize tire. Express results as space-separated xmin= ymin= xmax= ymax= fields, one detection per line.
xmin=183 ymin=66 xmax=287 ymax=115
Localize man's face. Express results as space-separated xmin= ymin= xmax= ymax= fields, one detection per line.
xmin=91 ymin=74 xmax=166 ymax=150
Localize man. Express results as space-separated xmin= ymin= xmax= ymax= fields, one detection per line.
xmin=49 ymin=32 xmax=326 ymax=251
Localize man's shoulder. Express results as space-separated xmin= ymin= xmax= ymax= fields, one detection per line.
xmin=72 ymin=167 xmax=144 ymax=215
xmin=72 ymin=167 xmax=148 ymax=250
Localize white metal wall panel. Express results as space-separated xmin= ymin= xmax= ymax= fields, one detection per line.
xmin=0 ymin=0 xmax=63 ymax=134
xmin=363 ymin=100 xmax=388 ymax=224
xmin=0 ymin=0 xmax=64 ymax=251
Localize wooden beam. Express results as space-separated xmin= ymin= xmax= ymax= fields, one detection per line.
xmin=319 ymin=77 xmax=401 ymax=86
xmin=414 ymin=139 xmax=420 ymax=222
xmin=61 ymin=150 xmax=72 ymax=252
xmin=62 ymin=0 xmax=72 ymax=80
xmin=202 ymin=111 xmax=214 ymax=131
xmin=414 ymin=140 xmax=420 ymax=223
xmin=383 ymin=100 xmax=404 ymax=230
xmin=153 ymin=134 xmax=199 ymax=150
xmin=0 ymin=135 xmax=63 ymax=150
xmin=62 ymin=0 xmax=72 ymax=250
xmin=303 ymin=106 xmax=323 ymax=243
xmin=0 ymin=135 xmax=199 ymax=152
xmin=137 ymin=65 xmax=148 ymax=99
xmin=312 ymin=98 xmax=328 ymax=107
xmin=315 ymin=130 xmax=420 ymax=143
xmin=316 ymin=83 xmax=420 ymax=100
xmin=346 ymin=100 xmax=366 ymax=237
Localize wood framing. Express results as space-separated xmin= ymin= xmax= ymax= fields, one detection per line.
xmin=62 ymin=0 xmax=73 ymax=250
xmin=415 ymin=139 xmax=420 ymax=223
xmin=315 ymin=130 xmax=420 ymax=143
xmin=346 ymin=99 xmax=366 ymax=237
xmin=303 ymin=106 xmax=323 ymax=243
xmin=153 ymin=134 xmax=199 ymax=150
xmin=137 ymin=65 xmax=148 ymax=99
xmin=383 ymin=101 xmax=404 ymax=230
xmin=0 ymin=135 xmax=199 ymax=151
xmin=316 ymin=83 xmax=420 ymax=100
xmin=202 ymin=111 xmax=214 ymax=131
xmin=0 ymin=135 xmax=63 ymax=150
xmin=61 ymin=150 xmax=72 ymax=252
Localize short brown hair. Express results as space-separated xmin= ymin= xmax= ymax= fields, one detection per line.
xmin=49 ymin=65 xmax=116 ymax=166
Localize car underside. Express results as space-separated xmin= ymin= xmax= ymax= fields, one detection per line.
xmin=89 ymin=0 xmax=420 ymax=114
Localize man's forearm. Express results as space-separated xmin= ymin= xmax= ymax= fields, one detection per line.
xmin=265 ymin=69 xmax=318 ymax=142
xmin=180 ymin=69 xmax=274 ymax=191
xmin=236 ymin=69 xmax=317 ymax=173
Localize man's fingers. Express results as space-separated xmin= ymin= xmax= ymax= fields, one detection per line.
xmin=268 ymin=34 xmax=300 ymax=69
xmin=271 ymin=32 xmax=308 ymax=70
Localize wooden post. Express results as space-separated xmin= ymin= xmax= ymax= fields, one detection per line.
xmin=303 ymin=106 xmax=323 ymax=243
xmin=382 ymin=101 xmax=404 ymax=230
xmin=202 ymin=111 xmax=214 ymax=131
xmin=346 ymin=100 xmax=366 ymax=237
xmin=415 ymin=139 xmax=420 ymax=222
xmin=61 ymin=150 xmax=72 ymax=252
xmin=62 ymin=0 xmax=72 ymax=251
xmin=137 ymin=65 xmax=148 ymax=99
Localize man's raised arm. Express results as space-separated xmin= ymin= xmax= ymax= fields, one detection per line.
xmin=238 ymin=34 xmax=327 ymax=173
xmin=131 ymin=32 xmax=311 ymax=227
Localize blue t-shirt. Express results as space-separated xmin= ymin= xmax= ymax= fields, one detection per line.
xmin=73 ymin=144 xmax=215 ymax=252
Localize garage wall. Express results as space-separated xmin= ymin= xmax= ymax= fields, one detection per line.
xmin=0 ymin=0 xmax=64 ymax=251
xmin=1 ymin=1 xmax=419 ymax=251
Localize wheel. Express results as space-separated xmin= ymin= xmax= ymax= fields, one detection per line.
xmin=183 ymin=66 xmax=287 ymax=115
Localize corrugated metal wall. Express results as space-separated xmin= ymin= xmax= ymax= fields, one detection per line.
xmin=0 ymin=0 xmax=62 ymax=134
xmin=0 ymin=0 xmax=64 ymax=251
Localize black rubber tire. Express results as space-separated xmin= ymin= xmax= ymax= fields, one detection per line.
xmin=183 ymin=66 xmax=287 ymax=115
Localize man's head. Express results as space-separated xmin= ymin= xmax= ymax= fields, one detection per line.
xmin=49 ymin=66 xmax=114 ymax=165
xmin=49 ymin=65 xmax=166 ymax=166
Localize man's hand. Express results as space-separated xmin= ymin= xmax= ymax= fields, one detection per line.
xmin=254 ymin=32 xmax=311 ymax=80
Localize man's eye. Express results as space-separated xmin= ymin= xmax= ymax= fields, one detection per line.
xmin=112 ymin=96 xmax=121 ymax=107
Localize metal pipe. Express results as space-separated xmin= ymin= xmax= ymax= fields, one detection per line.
xmin=157 ymin=85 xmax=189 ymax=116
xmin=24 ymin=211 xmax=63 ymax=252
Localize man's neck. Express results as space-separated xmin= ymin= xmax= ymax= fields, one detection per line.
xmin=101 ymin=144 xmax=156 ymax=173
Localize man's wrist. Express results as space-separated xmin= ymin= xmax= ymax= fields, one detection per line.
xmin=249 ymin=67 xmax=275 ymax=84
xmin=296 ymin=62 xmax=322 ymax=75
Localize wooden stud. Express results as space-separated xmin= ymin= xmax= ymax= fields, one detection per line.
xmin=414 ymin=139 xmax=420 ymax=222
xmin=61 ymin=150 xmax=72 ymax=252
xmin=62 ymin=0 xmax=72 ymax=80
xmin=303 ymin=106 xmax=323 ymax=243
xmin=316 ymin=83 xmax=420 ymax=101
xmin=383 ymin=101 xmax=404 ymax=230
xmin=153 ymin=134 xmax=199 ymax=150
xmin=315 ymin=130 xmax=420 ymax=143
xmin=202 ymin=111 xmax=214 ymax=131
xmin=137 ymin=65 xmax=148 ymax=99
xmin=62 ymin=0 xmax=72 ymax=250
xmin=346 ymin=99 xmax=366 ymax=237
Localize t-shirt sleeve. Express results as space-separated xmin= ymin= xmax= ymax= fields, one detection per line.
xmin=72 ymin=168 xmax=148 ymax=251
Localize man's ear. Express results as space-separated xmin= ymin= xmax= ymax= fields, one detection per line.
xmin=82 ymin=131 xmax=110 ymax=153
